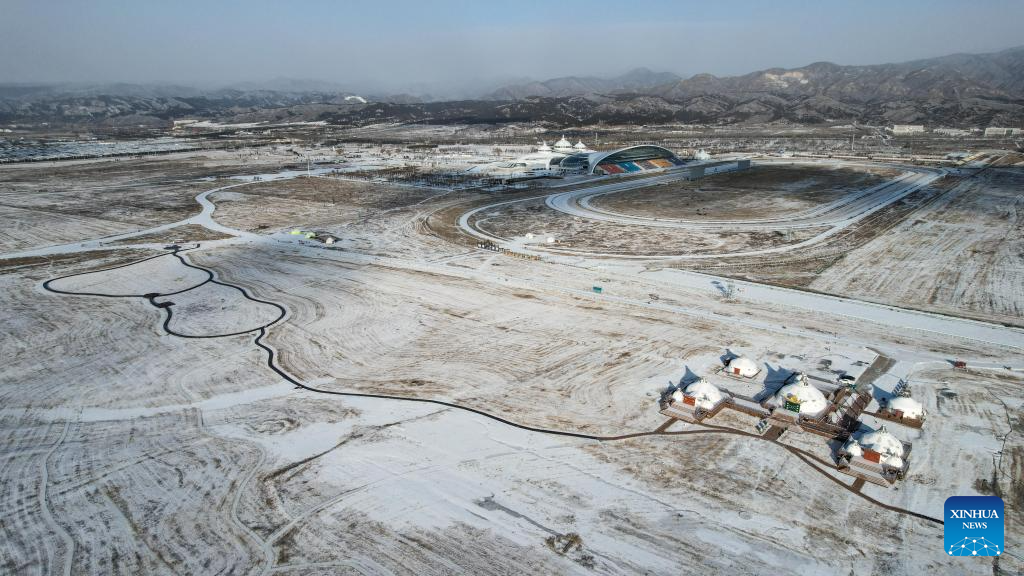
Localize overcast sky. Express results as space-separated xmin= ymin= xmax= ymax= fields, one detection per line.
xmin=2 ymin=0 xmax=1022 ymax=96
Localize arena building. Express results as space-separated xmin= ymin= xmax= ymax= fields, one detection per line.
xmin=470 ymin=140 xmax=686 ymax=179
xmin=558 ymin=144 xmax=687 ymax=175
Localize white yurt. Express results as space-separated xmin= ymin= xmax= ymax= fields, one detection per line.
xmin=856 ymin=426 xmax=906 ymax=468
xmin=841 ymin=437 xmax=864 ymax=458
xmin=773 ymin=377 xmax=829 ymax=417
xmin=887 ymin=396 xmax=926 ymax=420
xmin=726 ymin=356 xmax=759 ymax=378
xmin=683 ymin=378 xmax=724 ymax=410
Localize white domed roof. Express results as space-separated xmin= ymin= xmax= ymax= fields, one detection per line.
xmin=684 ymin=378 xmax=724 ymax=409
xmin=727 ymin=356 xmax=759 ymax=377
xmin=860 ymin=426 xmax=904 ymax=459
xmin=888 ymin=396 xmax=925 ymax=419
xmin=774 ymin=378 xmax=828 ymax=417
xmin=554 ymin=135 xmax=572 ymax=150
xmin=537 ymin=140 xmax=551 ymax=152
xmin=573 ymin=140 xmax=587 ymax=150
xmin=842 ymin=437 xmax=863 ymax=458
xmin=881 ymin=454 xmax=905 ymax=468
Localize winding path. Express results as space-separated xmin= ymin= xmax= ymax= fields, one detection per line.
xmin=40 ymin=246 xmax=945 ymax=527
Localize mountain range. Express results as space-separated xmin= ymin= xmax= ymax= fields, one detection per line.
xmin=1 ymin=46 xmax=1022 ymax=129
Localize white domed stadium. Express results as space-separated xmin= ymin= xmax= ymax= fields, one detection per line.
xmin=683 ymin=378 xmax=724 ymax=410
xmin=773 ymin=376 xmax=828 ymax=417
xmin=725 ymin=356 xmax=759 ymax=378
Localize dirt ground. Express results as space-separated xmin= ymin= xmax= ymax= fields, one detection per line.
xmin=208 ymin=176 xmax=450 ymax=234
xmin=471 ymin=198 xmax=828 ymax=256
xmin=592 ymin=165 xmax=898 ymax=221
xmin=0 ymin=157 xmax=222 ymax=252
xmin=2 ymin=146 xmax=1021 ymax=576
xmin=810 ymin=168 xmax=1024 ymax=324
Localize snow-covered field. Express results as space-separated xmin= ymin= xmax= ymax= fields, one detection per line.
xmin=1 ymin=147 xmax=1021 ymax=575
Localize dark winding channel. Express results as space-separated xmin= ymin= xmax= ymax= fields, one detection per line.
xmin=42 ymin=246 xmax=943 ymax=526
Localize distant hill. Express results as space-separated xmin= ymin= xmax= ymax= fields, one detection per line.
xmin=483 ymin=67 xmax=682 ymax=100
xmin=1 ymin=47 xmax=1021 ymax=128
xmin=653 ymin=46 xmax=1024 ymax=102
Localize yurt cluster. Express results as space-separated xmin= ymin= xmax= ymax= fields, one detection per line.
xmin=659 ymin=352 xmax=927 ymax=487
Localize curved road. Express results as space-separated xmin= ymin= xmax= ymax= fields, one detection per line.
xmin=460 ymin=160 xmax=943 ymax=260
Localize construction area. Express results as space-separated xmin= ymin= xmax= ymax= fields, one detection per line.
xmin=1 ymin=133 xmax=1022 ymax=575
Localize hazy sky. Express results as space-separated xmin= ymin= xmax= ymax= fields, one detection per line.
xmin=2 ymin=0 xmax=1022 ymax=96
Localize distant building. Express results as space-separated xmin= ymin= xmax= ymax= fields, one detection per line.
xmin=933 ymin=128 xmax=972 ymax=137
xmin=469 ymin=141 xmax=687 ymax=180
xmin=984 ymin=127 xmax=1023 ymax=137
xmin=889 ymin=125 xmax=925 ymax=135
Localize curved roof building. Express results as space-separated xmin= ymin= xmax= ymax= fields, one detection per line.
xmin=559 ymin=144 xmax=685 ymax=175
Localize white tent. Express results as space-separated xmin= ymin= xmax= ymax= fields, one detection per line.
xmin=683 ymin=378 xmax=724 ymax=410
xmin=856 ymin=426 xmax=905 ymax=468
xmin=727 ymin=356 xmax=759 ymax=378
xmin=773 ymin=377 xmax=828 ymax=417
xmin=888 ymin=396 xmax=925 ymax=420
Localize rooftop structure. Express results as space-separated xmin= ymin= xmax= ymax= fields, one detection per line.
xmin=890 ymin=125 xmax=925 ymax=135
xmin=984 ymin=127 xmax=1023 ymax=137
xmin=469 ymin=138 xmax=594 ymax=178
xmin=553 ymin=135 xmax=574 ymax=153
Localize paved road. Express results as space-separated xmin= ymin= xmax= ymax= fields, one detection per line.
xmin=461 ymin=161 xmax=943 ymax=260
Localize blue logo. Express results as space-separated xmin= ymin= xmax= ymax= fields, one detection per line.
xmin=944 ymin=496 xmax=1004 ymax=557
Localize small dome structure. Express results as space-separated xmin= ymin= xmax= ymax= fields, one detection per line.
xmin=573 ymin=140 xmax=587 ymax=150
xmin=842 ymin=437 xmax=863 ymax=458
xmin=537 ymin=140 xmax=551 ymax=152
xmin=858 ymin=426 xmax=905 ymax=467
xmin=726 ymin=356 xmax=759 ymax=378
xmin=694 ymin=149 xmax=711 ymax=161
xmin=553 ymin=135 xmax=573 ymax=151
xmin=887 ymin=396 xmax=926 ymax=420
xmin=683 ymin=378 xmax=724 ymax=410
xmin=774 ymin=377 xmax=828 ymax=417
